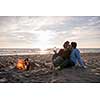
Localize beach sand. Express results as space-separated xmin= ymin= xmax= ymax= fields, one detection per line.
xmin=0 ymin=53 xmax=100 ymax=83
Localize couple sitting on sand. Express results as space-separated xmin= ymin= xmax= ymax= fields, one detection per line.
xmin=52 ymin=41 xmax=87 ymax=70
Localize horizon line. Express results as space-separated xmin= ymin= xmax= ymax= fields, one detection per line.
xmin=0 ymin=47 xmax=100 ymax=49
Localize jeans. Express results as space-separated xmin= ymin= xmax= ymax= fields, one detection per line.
xmin=53 ymin=56 xmax=64 ymax=67
xmin=52 ymin=54 xmax=75 ymax=68
xmin=60 ymin=59 xmax=75 ymax=69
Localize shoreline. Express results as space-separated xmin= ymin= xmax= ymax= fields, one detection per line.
xmin=0 ymin=52 xmax=100 ymax=56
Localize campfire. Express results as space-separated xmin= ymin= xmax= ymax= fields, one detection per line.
xmin=16 ymin=58 xmax=26 ymax=70
xmin=16 ymin=58 xmax=31 ymax=71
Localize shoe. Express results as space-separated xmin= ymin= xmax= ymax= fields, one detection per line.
xmin=83 ymin=65 xmax=87 ymax=69
xmin=81 ymin=65 xmax=87 ymax=69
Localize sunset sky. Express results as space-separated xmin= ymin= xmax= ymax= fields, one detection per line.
xmin=0 ymin=16 xmax=100 ymax=49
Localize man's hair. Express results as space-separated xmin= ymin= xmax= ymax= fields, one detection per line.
xmin=71 ymin=42 xmax=77 ymax=48
xmin=63 ymin=41 xmax=69 ymax=48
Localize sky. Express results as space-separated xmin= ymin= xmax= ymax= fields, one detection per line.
xmin=0 ymin=16 xmax=100 ymax=49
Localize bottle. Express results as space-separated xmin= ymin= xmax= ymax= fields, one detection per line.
xmin=53 ymin=47 xmax=57 ymax=54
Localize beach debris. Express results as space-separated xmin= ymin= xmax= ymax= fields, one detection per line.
xmin=95 ymin=73 xmax=100 ymax=76
xmin=8 ymin=65 xmax=15 ymax=69
xmin=0 ymin=53 xmax=100 ymax=83
xmin=0 ymin=78 xmax=8 ymax=82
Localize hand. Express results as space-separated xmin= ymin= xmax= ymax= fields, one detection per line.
xmin=53 ymin=50 xmax=57 ymax=54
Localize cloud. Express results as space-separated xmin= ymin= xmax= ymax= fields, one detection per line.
xmin=0 ymin=16 xmax=100 ymax=48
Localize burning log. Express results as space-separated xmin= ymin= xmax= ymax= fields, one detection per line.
xmin=16 ymin=58 xmax=26 ymax=70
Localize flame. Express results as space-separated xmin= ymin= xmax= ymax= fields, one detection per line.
xmin=16 ymin=58 xmax=25 ymax=70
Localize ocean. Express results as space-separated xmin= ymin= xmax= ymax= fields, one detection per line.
xmin=79 ymin=48 xmax=100 ymax=53
xmin=0 ymin=48 xmax=100 ymax=55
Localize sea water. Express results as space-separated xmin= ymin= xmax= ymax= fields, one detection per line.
xmin=0 ymin=48 xmax=100 ymax=55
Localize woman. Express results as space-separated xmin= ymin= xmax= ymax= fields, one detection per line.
xmin=52 ymin=41 xmax=73 ymax=70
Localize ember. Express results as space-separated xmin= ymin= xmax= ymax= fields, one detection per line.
xmin=16 ymin=58 xmax=26 ymax=70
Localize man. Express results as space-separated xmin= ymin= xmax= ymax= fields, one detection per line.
xmin=70 ymin=42 xmax=87 ymax=68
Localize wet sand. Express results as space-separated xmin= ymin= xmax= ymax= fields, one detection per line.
xmin=0 ymin=53 xmax=100 ymax=83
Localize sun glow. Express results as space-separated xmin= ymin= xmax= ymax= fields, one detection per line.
xmin=36 ymin=31 xmax=53 ymax=50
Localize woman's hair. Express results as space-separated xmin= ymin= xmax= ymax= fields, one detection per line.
xmin=63 ymin=41 xmax=69 ymax=48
